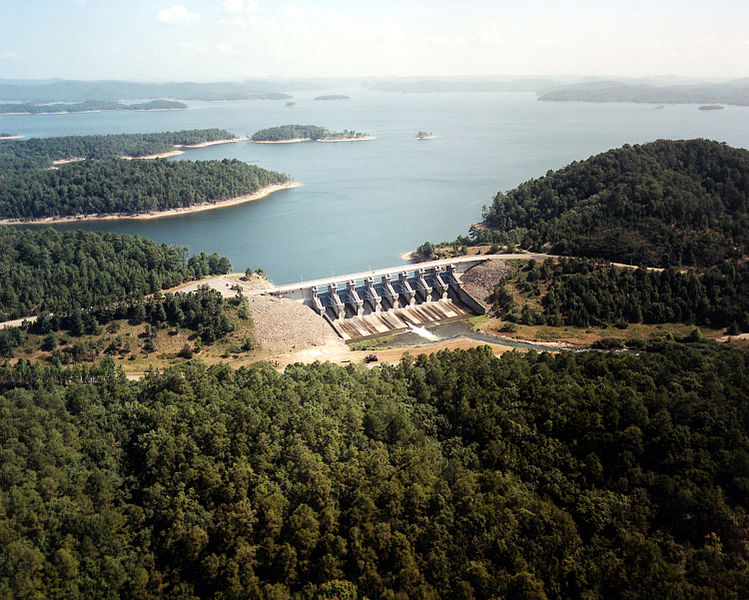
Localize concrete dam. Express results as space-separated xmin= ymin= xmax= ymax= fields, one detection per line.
xmin=269 ymin=257 xmax=488 ymax=341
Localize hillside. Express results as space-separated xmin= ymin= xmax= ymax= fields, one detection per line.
xmin=0 ymin=345 xmax=747 ymax=599
xmin=0 ymin=227 xmax=231 ymax=321
xmin=473 ymin=139 xmax=749 ymax=267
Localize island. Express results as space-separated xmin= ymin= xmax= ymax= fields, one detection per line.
xmin=698 ymin=104 xmax=725 ymax=111
xmin=0 ymin=99 xmax=188 ymax=115
xmin=285 ymin=101 xmax=296 ymax=107
xmin=414 ymin=130 xmax=434 ymax=140
xmin=314 ymin=94 xmax=350 ymax=101
xmin=251 ymin=124 xmax=373 ymax=143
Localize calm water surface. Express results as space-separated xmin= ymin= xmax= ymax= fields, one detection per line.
xmin=4 ymin=89 xmax=749 ymax=284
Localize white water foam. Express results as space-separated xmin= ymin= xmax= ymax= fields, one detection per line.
xmin=408 ymin=324 xmax=440 ymax=341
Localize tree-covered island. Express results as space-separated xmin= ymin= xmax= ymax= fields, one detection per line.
xmin=251 ymin=124 xmax=371 ymax=142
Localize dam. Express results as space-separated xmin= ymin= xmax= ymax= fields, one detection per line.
xmin=268 ymin=256 xmax=490 ymax=341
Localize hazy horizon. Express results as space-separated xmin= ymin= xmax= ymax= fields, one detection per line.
xmin=2 ymin=0 xmax=748 ymax=81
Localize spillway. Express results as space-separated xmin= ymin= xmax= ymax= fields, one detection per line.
xmin=268 ymin=257 xmax=489 ymax=341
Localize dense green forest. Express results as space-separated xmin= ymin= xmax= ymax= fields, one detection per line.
xmin=0 ymin=99 xmax=187 ymax=115
xmin=0 ymin=344 xmax=747 ymax=598
xmin=0 ymin=158 xmax=289 ymax=219
xmin=0 ymin=129 xmax=235 ymax=169
xmin=0 ymin=227 xmax=231 ymax=321
xmin=0 ymin=288 xmax=241 ymax=360
xmin=496 ymin=258 xmax=749 ymax=331
xmin=251 ymin=125 xmax=368 ymax=142
xmin=471 ymin=139 xmax=749 ymax=267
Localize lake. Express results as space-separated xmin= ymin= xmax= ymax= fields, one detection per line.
xmin=4 ymin=89 xmax=749 ymax=284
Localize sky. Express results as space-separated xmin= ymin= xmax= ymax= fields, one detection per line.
xmin=1 ymin=0 xmax=748 ymax=81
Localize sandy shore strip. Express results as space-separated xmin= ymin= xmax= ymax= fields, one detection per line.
xmin=0 ymin=181 xmax=301 ymax=225
xmin=121 ymin=138 xmax=251 ymax=160
xmin=52 ymin=157 xmax=86 ymax=165
xmin=317 ymin=136 xmax=375 ymax=142
xmin=121 ymin=150 xmax=184 ymax=160
xmin=176 ymin=137 xmax=250 ymax=148
xmin=0 ymin=135 xmax=23 ymax=140
xmin=253 ymin=136 xmax=376 ymax=144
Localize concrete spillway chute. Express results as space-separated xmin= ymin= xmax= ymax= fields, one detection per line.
xmin=398 ymin=272 xmax=416 ymax=306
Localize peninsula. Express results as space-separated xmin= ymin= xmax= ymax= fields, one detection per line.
xmin=251 ymin=124 xmax=372 ymax=143
xmin=0 ymin=129 xmax=241 ymax=168
xmin=0 ymin=131 xmax=294 ymax=221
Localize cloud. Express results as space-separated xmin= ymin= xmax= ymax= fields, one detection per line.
xmin=2 ymin=50 xmax=19 ymax=60
xmin=283 ymin=4 xmax=301 ymax=19
xmin=158 ymin=5 xmax=200 ymax=26
xmin=72 ymin=0 xmax=87 ymax=6
xmin=223 ymin=0 xmax=259 ymax=14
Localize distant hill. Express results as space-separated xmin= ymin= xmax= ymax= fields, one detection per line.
xmin=473 ymin=139 xmax=749 ymax=267
xmin=369 ymin=77 xmax=564 ymax=93
xmin=538 ymin=80 xmax=749 ymax=105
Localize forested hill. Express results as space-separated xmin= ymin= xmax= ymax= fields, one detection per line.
xmin=0 ymin=129 xmax=235 ymax=169
xmin=0 ymin=227 xmax=231 ymax=320
xmin=474 ymin=139 xmax=749 ymax=267
xmin=0 ymin=158 xmax=289 ymax=220
xmin=1 ymin=345 xmax=747 ymax=598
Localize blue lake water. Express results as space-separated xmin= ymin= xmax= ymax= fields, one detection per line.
xmin=4 ymin=89 xmax=749 ymax=284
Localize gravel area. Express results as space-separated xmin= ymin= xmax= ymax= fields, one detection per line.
xmin=248 ymin=294 xmax=338 ymax=351
xmin=460 ymin=258 xmax=510 ymax=308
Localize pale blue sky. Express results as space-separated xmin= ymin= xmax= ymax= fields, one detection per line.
xmin=1 ymin=0 xmax=747 ymax=80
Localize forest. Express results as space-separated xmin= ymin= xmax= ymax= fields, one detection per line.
xmin=251 ymin=125 xmax=368 ymax=141
xmin=0 ymin=343 xmax=747 ymax=599
xmin=0 ymin=227 xmax=231 ymax=321
xmin=496 ymin=257 xmax=749 ymax=331
xmin=470 ymin=139 xmax=749 ymax=267
xmin=0 ymin=158 xmax=289 ymax=219
xmin=0 ymin=129 xmax=236 ymax=169
xmin=0 ymin=100 xmax=187 ymax=115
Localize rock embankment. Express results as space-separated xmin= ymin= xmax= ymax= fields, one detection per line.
xmin=459 ymin=258 xmax=510 ymax=309
xmin=248 ymin=295 xmax=338 ymax=351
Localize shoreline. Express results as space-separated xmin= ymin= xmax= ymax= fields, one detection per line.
xmin=0 ymin=181 xmax=301 ymax=225
xmin=121 ymin=138 xmax=250 ymax=160
xmin=176 ymin=137 xmax=251 ymax=149
xmin=122 ymin=150 xmax=184 ymax=160
xmin=253 ymin=136 xmax=375 ymax=144
xmin=0 ymin=135 xmax=23 ymax=140
xmin=52 ymin=157 xmax=86 ymax=165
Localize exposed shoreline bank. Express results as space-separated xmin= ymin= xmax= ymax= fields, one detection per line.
xmin=121 ymin=137 xmax=251 ymax=160
xmin=0 ymin=181 xmax=301 ymax=225
xmin=253 ymin=136 xmax=375 ymax=144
